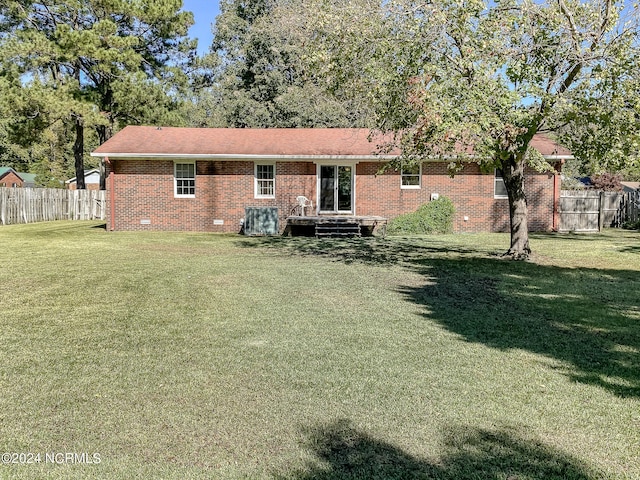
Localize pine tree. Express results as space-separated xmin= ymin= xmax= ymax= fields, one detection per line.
xmin=0 ymin=1 xmax=196 ymax=187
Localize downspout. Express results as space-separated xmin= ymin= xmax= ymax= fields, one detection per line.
xmin=552 ymin=160 xmax=564 ymax=231
xmin=104 ymin=156 xmax=116 ymax=231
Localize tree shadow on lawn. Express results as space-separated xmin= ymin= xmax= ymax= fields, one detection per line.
xmin=402 ymin=256 xmax=640 ymax=398
xmin=236 ymin=236 xmax=486 ymax=266
xmin=619 ymin=244 xmax=640 ymax=254
xmin=238 ymin=236 xmax=640 ymax=398
xmin=277 ymin=419 xmax=597 ymax=479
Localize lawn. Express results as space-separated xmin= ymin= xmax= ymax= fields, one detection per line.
xmin=0 ymin=221 xmax=638 ymax=479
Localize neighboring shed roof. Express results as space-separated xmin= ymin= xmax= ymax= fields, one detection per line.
xmin=65 ymin=168 xmax=101 ymax=184
xmin=17 ymin=172 xmax=37 ymax=184
xmin=91 ymin=126 xmax=573 ymax=159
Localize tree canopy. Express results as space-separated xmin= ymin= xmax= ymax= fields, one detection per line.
xmin=207 ymin=0 xmax=374 ymax=127
xmin=559 ymin=60 xmax=640 ymax=180
xmin=0 ymin=0 xmax=196 ymax=186
xmin=300 ymin=0 xmax=640 ymax=256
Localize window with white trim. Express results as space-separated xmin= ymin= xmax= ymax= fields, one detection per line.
xmin=401 ymin=163 xmax=421 ymax=188
xmin=174 ymin=162 xmax=195 ymax=197
xmin=255 ymin=163 xmax=275 ymax=198
xmin=494 ymin=169 xmax=508 ymax=198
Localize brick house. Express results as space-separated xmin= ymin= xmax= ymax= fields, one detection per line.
xmin=91 ymin=126 xmax=571 ymax=233
xmin=0 ymin=167 xmax=25 ymax=188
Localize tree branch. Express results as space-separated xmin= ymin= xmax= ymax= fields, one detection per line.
xmin=557 ymin=0 xmax=580 ymax=51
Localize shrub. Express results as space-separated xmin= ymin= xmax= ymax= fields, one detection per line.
xmin=622 ymin=220 xmax=640 ymax=230
xmin=590 ymin=172 xmax=623 ymax=192
xmin=560 ymin=176 xmax=587 ymax=190
xmin=388 ymin=197 xmax=455 ymax=235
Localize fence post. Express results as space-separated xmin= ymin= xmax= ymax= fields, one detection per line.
xmin=0 ymin=188 xmax=6 ymax=225
xmin=598 ymin=191 xmax=605 ymax=231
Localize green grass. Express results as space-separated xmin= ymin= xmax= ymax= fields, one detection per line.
xmin=0 ymin=222 xmax=639 ymax=479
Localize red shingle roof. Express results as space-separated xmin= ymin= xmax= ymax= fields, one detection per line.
xmin=529 ymin=134 xmax=572 ymax=158
xmin=91 ymin=126 xmax=572 ymax=158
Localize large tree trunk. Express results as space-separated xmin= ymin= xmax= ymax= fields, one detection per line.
xmin=502 ymin=154 xmax=531 ymax=259
xmin=73 ymin=115 xmax=86 ymax=190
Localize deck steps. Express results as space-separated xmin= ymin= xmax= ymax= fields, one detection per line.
xmin=285 ymin=215 xmax=387 ymax=237
xmin=315 ymin=221 xmax=361 ymax=237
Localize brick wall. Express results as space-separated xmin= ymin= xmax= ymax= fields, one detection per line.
xmin=0 ymin=171 xmax=24 ymax=188
xmin=106 ymin=159 xmax=557 ymax=233
xmin=107 ymin=159 xmax=316 ymax=232
xmin=357 ymin=162 xmax=557 ymax=232
xmin=68 ymin=182 xmax=100 ymax=190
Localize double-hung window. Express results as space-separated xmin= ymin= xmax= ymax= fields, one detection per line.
xmin=494 ymin=169 xmax=508 ymax=199
xmin=255 ymin=163 xmax=275 ymax=198
xmin=175 ymin=162 xmax=195 ymax=197
xmin=401 ymin=163 xmax=421 ymax=188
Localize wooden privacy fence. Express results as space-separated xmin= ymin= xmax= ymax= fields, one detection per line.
xmin=0 ymin=188 xmax=106 ymax=225
xmin=624 ymin=190 xmax=640 ymax=225
xmin=559 ymin=190 xmax=638 ymax=232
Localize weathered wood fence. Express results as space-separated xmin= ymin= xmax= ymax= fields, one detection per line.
xmin=624 ymin=190 xmax=640 ymax=226
xmin=559 ymin=190 xmax=639 ymax=232
xmin=0 ymin=188 xmax=106 ymax=225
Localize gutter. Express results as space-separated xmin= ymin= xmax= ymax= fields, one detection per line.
xmin=90 ymin=153 xmax=399 ymax=161
xmin=90 ymin=152 xmax=574 ymax=162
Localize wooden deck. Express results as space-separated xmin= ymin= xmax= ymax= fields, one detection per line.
xmin=284 ymin=215 xmax=387 ymax=237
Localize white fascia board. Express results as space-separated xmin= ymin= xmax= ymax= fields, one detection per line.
xmin=420 ymin=154 xmax=574 ymax=161
xmin=415 ymin=154 xmax=574 ymax=162
xmin=90 ymin=152 xmax=573 ymax=161
xmin=90 ymin=153 xmax=398 ymax=161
